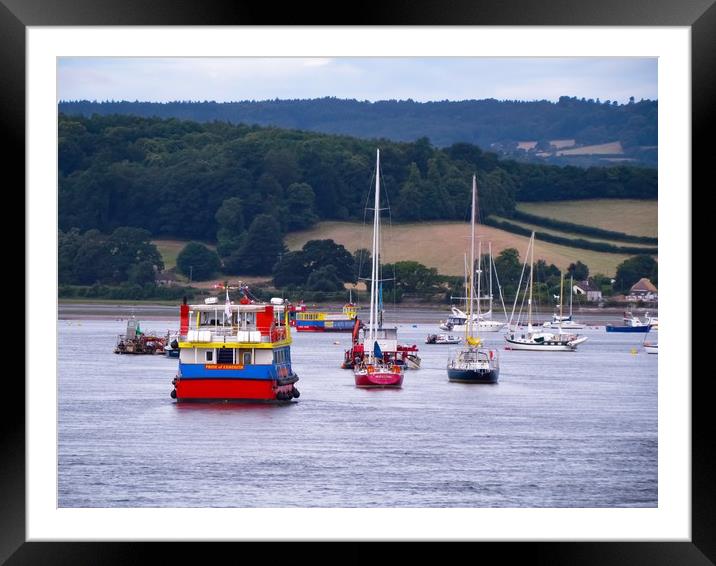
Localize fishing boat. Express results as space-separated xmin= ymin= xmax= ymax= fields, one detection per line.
xmin=170 ymin=284 xmax=299 ymax=403
xmin=426 ymin=333 xmax=461 ymax=345
xmin=295 ymin=293 xmax=359 ymax=332
xmin=352 ymin=149 xmax=410 ymax=388
xmin=164 ymin=331 xmax=180 ymax=358
xmin=114 ymin=318 xmax=166 ymax=355
xmin=605 ymin=311 xmax=652 ymax=333
xmin=504 ymin=233 xmax=588 ymax=351
xmin=447 ymin=175 xmax=500 ymax=384
xmin=542 ymin=275 xmax=585 ymax=330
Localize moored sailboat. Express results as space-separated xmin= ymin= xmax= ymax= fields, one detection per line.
xmin=447 ymin=175 xmax=500 ymax=384
xmin=542 ymin=275 xmax=585 ymax=330
xmin=504 ymin=233 xmax=588 ymax=351
xmin=352 ymin=149 xmax=406 ymax=388
xmin=440 ymin=244 xmax=507 ymax=333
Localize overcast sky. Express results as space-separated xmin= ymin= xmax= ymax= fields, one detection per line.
xmin=58 ymin=57 xmax=657 ymax=104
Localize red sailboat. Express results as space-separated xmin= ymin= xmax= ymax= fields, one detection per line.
xmin=352 ymin=149 xmax=405 ymax=388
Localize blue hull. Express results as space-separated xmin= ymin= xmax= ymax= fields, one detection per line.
xmin=447 ymin=368 xmax=499 ymax=384
xmin=605 ymin=325 xmax=651 ymax=333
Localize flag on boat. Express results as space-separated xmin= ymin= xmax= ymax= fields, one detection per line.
xmin=373 ymin=340 xmax=382 ymax=358
xmin=224 ymin=288 xmax=232 ymax=323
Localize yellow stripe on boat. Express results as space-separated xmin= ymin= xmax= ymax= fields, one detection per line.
xmin=178 ymin=339 xmax=292 ymax=349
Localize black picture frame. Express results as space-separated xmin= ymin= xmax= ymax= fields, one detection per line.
xmin=7 ymin=0 xmax=707 ymax=563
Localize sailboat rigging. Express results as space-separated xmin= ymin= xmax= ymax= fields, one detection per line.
xmin=505 ymin=233 xmax=588 ymax=351
xmin=352 ymin=149 xmax=419 ymax=387
xmin=446 ymin=175 xmax=500 ymax=383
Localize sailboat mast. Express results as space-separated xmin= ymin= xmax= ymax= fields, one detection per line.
xmin=559 ymin=270 xmax=564 ymax=333
xmin=569 ymin=274 xmax=573 ymax=317
xmin=489 ymin=241 xmax=493 ymax=317
xmin=468 ymin=175 xmax=476 ymax=339
xmin=528 ymin=231 xmax=535 ymax=327
xmin=463 ymin=253 xmax=468 ymax=313
xmin=476 ymin=240 xmax=482 ymax=339
xmin=368 ymin=149 xmax=381 ymax=347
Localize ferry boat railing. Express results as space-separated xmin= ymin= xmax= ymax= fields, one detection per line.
xmin=181 ymin=325 xmax=288 ymax=343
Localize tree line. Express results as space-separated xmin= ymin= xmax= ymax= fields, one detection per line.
xmin=58 ymin=96 xmax=657 ymax=152
xmin=59 ymin=114 xmax=657 ymax=248
xmin=483 ymin=217 xmax=659 ymax=255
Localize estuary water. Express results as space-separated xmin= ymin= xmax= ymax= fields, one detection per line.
xmin=58 ymin=310 xmax=657 ymax=508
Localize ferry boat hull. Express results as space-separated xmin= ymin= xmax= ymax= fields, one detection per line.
xmin=447 ymin=367 xmax=499 ymax=384
xmin=174 ymin=375 xmax=299 ymax=402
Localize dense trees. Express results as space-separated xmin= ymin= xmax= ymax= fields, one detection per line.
xmin=59 ymin=97 xmax=658 ymax=160
xmin=614 ymin=255 xmax=658 ymax=291
xmin=272 ymin=239 xmax=356 ymax=288
xmin=567 ymin=261 xmax=590 ymax=280
xmin=222 ymin=214 xmax=286 ymax=275
xmin=176 ymin=242 xmax=221 ymax=281
xmin=58 ymin=114 xmax=657 ymax=243
xmin=382 ymin=261 xmax=441 ymax=297
xmin=58 ymin=227 xmax=164 ymax=285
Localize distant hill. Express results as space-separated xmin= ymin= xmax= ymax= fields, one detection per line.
xmin=58 ymin=113 xmax=658 ymax=242
xmin=58 ymin=96 xmax=658 ymax=168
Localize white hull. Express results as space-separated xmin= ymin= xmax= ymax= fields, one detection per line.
xmin=542 ymin=321 xmax=585 ymax=330
xmin=442 ymin=320 xmax=506 ymax=333
xmin=405 ymin=354 xmax=422 ymax=369
xmin=644 ymin=344 xmax=658 ymax=354
xmin=505 ymin=334 xmax=588 ymax=351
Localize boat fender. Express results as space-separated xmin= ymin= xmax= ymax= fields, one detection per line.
xmin=292 ymin=388 xmax=300 ymax=398
xmin=276 ymin=391 xmax=286 ymax=401
xmin=170 ymin=389 xmax=177 ymax=399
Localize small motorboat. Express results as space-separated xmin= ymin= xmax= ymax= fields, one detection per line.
xmin=426 ymin=333 xmax=462 ymax=345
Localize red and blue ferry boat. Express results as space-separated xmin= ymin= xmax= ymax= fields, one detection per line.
xmin=170 ymin=285 xmax=299 ymax=403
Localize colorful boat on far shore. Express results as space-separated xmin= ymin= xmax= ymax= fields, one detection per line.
xmin=295 ymin=300 xmax=360 ymax=332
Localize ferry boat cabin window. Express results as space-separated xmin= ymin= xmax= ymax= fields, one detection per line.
xmin=242 ymin=351 xmax=251 ymax=366
xmin=206 ymin=350 xmax=213 ymax=362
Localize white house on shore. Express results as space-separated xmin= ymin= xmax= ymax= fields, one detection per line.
xmin=626 ymin=278 xmax=658 ymax=302
xmin=573 ymin=279 xmax=603 ymax=302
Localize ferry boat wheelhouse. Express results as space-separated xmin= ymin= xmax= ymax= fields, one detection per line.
xmin=170 ymin=290 xmax=299 ymax=403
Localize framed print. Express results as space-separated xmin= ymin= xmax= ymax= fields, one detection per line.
xmin=7 ymin=0 xmax=709 ymax=563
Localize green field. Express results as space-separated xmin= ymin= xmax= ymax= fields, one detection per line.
xmin=516 ymin=199 xmax=657 ymax=238
xmin=285 ymin=221 xmax=648 ymax=277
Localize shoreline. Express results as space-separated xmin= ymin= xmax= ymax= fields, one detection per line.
xmin=58 ymin=299 xmax=657 ymax=323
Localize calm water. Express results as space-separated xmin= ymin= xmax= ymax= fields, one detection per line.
xmin=58 ymin=311 xmax=657 ymax=508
